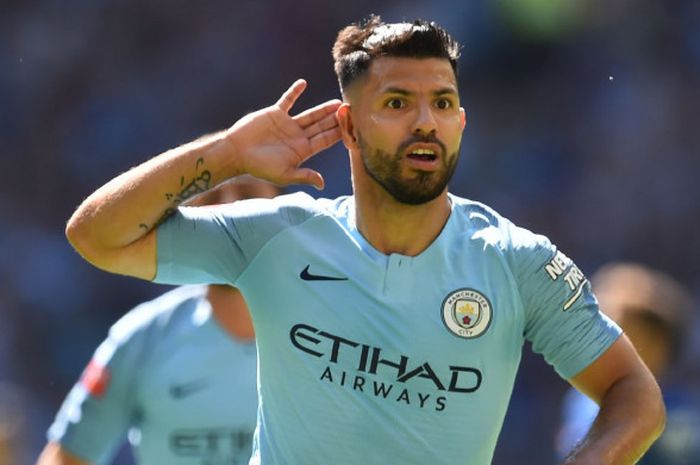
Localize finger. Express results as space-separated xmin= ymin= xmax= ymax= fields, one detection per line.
xmin=293 ymin=99 xmax=342 ymax=129
xmin=303 ymin=112 xmax=339 ymax=140
xmin=276 ymin=79 xmax=307 ymax=113
xmin=308 ymin=126 xmax=342 ymax=155
xmin=287 ymin=168 xmax=325 ymax=191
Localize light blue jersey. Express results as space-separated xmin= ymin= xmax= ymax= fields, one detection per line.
xmin=155 ymin=193 xmax=621 ymax=465
xmin=48 ymin=285 xmax=258 ymax=465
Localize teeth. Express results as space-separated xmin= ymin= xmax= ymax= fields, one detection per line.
xmin=412 ymin=149 xmax=435 ymax=155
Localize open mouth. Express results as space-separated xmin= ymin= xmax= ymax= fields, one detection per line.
xmin=406 ymin=148 xmax=438 ymax=162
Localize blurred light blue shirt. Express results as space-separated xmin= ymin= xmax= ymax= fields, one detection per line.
xmin=48 ymin=285 xmax=258 ymax=465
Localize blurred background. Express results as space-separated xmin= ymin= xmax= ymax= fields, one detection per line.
xmin=1 ymin=0 xmax=699 ymax=463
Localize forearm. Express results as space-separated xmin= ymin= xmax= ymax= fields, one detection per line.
xmin=66 ymin=130 xmax=241 ymax=254
xmin=563 ymin=372 xmax=665 ymax=465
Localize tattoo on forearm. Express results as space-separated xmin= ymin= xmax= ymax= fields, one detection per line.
xmin=172 ymin=170 xmax=212 ymax=204
xmin=154 ymin=208 xmax=177 ymax=227
xmin=140 ymin=157 xmax=212 ymax=230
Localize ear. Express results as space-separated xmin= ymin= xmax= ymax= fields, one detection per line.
xmin=336 ymin=103 xmax=358 ymax=150
xmin=460 ymin=107 xmax=467 ymax=129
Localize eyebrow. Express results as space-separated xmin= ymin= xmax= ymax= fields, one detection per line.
xmin=380 ymin=86 xmax=458 ymax=97
xmin=381 ymin=87 xmax=412 ymax=96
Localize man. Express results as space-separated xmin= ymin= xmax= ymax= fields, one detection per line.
xmin=63 ymin=16 xmax=665 ymax=465
xmin=557 ymin=262 xmax=700 ymax=464
xmin=38 ymin=177 xmax=278 ymax=465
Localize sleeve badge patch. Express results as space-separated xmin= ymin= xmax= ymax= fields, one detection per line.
xmin=80 ymin=359 xmax=111 ymax=398
xmin=544 ymin=250 xmax=588 ymax=311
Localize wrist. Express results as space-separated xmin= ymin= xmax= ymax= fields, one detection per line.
xmin=219 ymin=125 xmax=250 ymax=178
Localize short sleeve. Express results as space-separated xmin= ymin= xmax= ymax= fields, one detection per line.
xmin=47 ymin=317 xmax=147 ymax=463
xmin=508 ymin=225 xmax=622 ymax=379
xmin=155 ymin=193 xmax=316 ymax=286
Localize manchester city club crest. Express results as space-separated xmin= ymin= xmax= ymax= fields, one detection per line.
xmin=441 ymin=289 xmax=492 ymax=339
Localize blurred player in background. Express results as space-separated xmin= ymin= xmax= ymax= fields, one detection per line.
xmin=37 ymin=177 xmax=278 ymax=465
xmin=62 ymin=16 xmax=665 ymax=465
xmin=0 ymin=382 xmax=27 ymax=465
xmin=557 ymin=262 xmax=700 ymax=465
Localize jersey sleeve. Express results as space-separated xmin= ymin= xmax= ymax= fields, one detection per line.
xmin=154 ymin=192 xmax=315 ymax=286
xmin=507 ymin=224 xmax=622 ymax=379
xmin=47 ymin=310 xmax=149 ymax=463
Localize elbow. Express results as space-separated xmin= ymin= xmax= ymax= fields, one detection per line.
xmin=64 ymin=214 xmax=81 ymax=251
xmin=648 ymin=383 xmax=667 ymax=442
xmin=629 ymin=374 xmax=667 ymax=452
xmin=65 ymin=211 xmax=106 ymax=269
xmin=65 ymin=213 xmax=92 ymax=260
xmin=65 ymin=211 xmax=156 ymax=280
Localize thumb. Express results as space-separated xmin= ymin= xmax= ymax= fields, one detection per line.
xmin=287 ymin=168 xmax=325 ymax=191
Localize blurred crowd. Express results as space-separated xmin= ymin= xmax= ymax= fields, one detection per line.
xmin=1 ymin=0 xmax=699 ymax=463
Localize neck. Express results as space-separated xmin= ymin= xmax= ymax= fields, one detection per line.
xmin=206 ymin=284 xmax=255 ymax=341
xmin=353 ymin=178 xmax=451 ymax=256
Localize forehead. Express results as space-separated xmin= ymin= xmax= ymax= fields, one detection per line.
xmin=361 ymin=57 xmax=458 ymax=96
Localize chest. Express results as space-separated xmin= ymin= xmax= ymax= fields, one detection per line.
xmin=240 ymin=223 xmax=526 ymax=378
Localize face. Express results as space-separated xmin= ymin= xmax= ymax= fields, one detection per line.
xmin=339 ymin=57 xmax=465 ymax=205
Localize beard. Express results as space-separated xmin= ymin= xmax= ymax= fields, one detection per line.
xmin=357 ymin=132 xmax=459 ymax=205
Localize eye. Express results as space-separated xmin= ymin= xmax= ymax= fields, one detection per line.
xmin=386 ymin=98 xmax=405 ymax=109
xmin=435 ymin=98 xmax=452 ymax=110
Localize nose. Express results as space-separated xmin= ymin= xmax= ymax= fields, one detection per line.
xmin=411 ymin=101 xmax=438 ymax=136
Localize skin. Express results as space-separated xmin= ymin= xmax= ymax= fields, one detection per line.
xmin=618 ymin=314 xmax=672 ymax=379
xmin=336 ymin=57 xmax=466 ymax=256
xmin=36 ymin=443 xmax=86 ymax=465
xmin=64 ymin=57 xmax=664 ymax=465
xmin=566 ymin=335 xmax=664 ymax=464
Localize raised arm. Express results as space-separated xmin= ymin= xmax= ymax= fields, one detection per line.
xmin=66 ymin=80 xmax=341 ymax=280
xmin=562 ymin=335 xmax=665 ymax=465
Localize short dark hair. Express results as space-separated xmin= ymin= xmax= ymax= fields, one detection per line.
xmin=332 ymin=15 xmax=461 ymax=94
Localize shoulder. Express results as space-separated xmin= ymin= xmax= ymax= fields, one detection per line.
xmin=198 ymin=191 xmax=344 ymax=229
xmin=256 ymin=191 xmax=350 ymax=222
xmin=448 ymin=194 xmax=552 ymax=256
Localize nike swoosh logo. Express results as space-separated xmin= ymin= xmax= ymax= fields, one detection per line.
xmin=299 ymin=265 xmax=348 ymax=281
xmin=169 ymin=379 xmax=209 ymax=399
